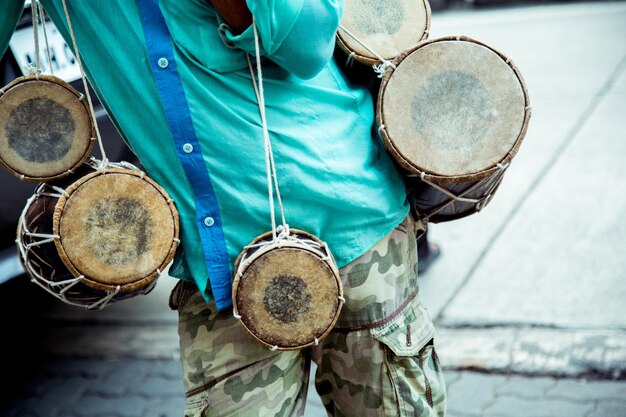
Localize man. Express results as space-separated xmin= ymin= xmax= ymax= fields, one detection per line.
xmin=1 ymin=1 xmax=446 ymax=415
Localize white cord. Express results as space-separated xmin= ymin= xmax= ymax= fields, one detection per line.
xmin=61 ymin=0 xmax=108 ymax=168
xmin=247 ymin=19 xmax=288 ymax=241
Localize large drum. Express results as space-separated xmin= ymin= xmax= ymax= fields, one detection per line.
xmin=232 ymin=228 xmax=344 ymax=350
xmin=335 ymin=0 xmax=431 ymax=90
xmin=17 ymin=159 xmax=180 ymax=309
xmin=0 ymin=75 xmax=95 ymax=181
xmin=377 ymin=36 xmax=531 ymax=222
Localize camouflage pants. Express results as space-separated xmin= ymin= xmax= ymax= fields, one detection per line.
xmin=170 ymin=216 xmax=446 ymax=417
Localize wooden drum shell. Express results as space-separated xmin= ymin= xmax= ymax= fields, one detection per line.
xmin=17 ymin=161 xmax=179 ymax=308
xmin=377 ymin=36 xmax=531 ymax=222
xmin=232 ymin=230 xmax=343 ymax=351
xmin=0 ymin=75 xmax=95 ymax=181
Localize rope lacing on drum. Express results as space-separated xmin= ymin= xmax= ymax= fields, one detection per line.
xmin=16 ymin=180 xmax=154 ymax=310
xmin=338 ymin=24 xmax=396 ymax=78
xmin=409 ymin=162 xmax=510 ymax=222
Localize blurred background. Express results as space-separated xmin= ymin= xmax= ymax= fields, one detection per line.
xmin=0 ymin=1 xmax=625 ymax=416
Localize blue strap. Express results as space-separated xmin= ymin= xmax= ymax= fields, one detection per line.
xmin=137 ymin=0 xmax=232 ymax=309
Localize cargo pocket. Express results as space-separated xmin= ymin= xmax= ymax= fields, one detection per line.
xmin=370 ymin=298 xmax=445 ymax=416
xmin=370 ymin=298 xmax=435 ymax=356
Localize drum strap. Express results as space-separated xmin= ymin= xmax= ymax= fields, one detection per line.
xmin=137 ymin=0 xmax=232 ymax=310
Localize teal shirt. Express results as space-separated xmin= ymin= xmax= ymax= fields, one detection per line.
xmin=0 ymin=0 xmax=409 ymax=305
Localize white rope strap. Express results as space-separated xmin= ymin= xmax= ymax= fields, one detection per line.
xmin=338 ymin=24 xmax=396 ymax=78
xmin=37 ymin=1 xmax=54 ymax=73
xmin=62 ymin=0 xmax=108 ymax=168
xmin=246 ymin=19 xmax=288 ymax=242
xmin=31 ymin=0 xmax=42 ymax=72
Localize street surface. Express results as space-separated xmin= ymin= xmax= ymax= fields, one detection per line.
xmin=1 ymin=1 xmax=625 ymax=416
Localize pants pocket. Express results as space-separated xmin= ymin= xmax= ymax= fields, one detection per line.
xmin=370 ymin=297 xmax=435 ymax=356
xmin=370 ymin=298 xmax=446 ymax=417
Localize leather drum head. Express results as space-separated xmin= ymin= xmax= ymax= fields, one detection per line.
xmin=378 ymin=37 xmax=529 ymax=179
xmin=337 ymin=0 xmax=430 ymax=65
xmin=53 ymin=168 xmax=179 ymax=292
xmin=234 ymin=236 xmax=342 ymax=350
xmin=0 ymin=75 xmax=94 ymax=181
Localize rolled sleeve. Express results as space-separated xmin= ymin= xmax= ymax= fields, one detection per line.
xmin=221 ymin=0 xmax=343 ymax=79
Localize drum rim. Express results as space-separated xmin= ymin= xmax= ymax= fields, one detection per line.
xmin=336 ymin=0 xmax=432 ymax=67
xmin=0 ymin=74 xmax=95 ymax=182
xmin=51 ymin=166 xmax=180 ymax=293
xmin=377 ymin=35 xmax=532 ymax=183
xmin=232 ymin=230 xmax=343 ymax=351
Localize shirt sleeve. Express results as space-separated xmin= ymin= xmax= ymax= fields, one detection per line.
xmin=0 ymin=0 xmax=25 ymax=58
xmin=220 ymin=0 xmax=343 ymax=79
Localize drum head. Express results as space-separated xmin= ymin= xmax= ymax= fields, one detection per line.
xmin=53 ymin=168 xmax=179 ymax=292
xmin=379 ymin=37 xmax=529 ymax=179
xmin=337 ymin=0 xmax=430 ymax=65
xmin=0 ymin=75 xmax=94 ymax=180
xmin=234 ymin=239 xmax=342 ymax=350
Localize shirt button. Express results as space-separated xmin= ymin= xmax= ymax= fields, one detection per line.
xmin=182 ymin=143 xmax=194 ymax=154
xmin=203 ymin=217 xmax=215 ymax=227
xmin=157 ymin=57 xmax=169 ymax=69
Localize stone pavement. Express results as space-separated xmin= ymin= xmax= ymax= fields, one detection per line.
xmin=1 ymin=1 xmax=626 ymax=417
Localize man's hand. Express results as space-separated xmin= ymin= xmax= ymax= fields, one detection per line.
xmin=209 ymin=0 xmax=253 ymax=34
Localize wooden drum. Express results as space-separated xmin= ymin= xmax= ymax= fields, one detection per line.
xmin=17 ymin=159 xmax=180 ymax=309
xmin=232 ymin=229 xmax=344 ymax=350
xmin=0 ymin=75 xmax=95 ymax=181
xmin=335 ymin=0 xmax=431 ymax=90
xmin=377 ymin=36 xmax=531 ymax=222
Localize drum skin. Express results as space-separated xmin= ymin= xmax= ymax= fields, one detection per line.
xmin=0 ymin=75 xmax=94 ymax=181
xmin=377 ymin=36 xmax=531 ymax=222
xmin=337 ymin=0 xmax=431 ymax=66
xmin=335 ymin=0 xmax=431 ymax=93
xmin=17 ymin=161 xmax=179 ymax=308
xmin=233 ymin=230 xmax=343 ymax=350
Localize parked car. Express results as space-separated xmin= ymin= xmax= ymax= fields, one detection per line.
xmin=0 ymin=4 xmax=138 ymax=285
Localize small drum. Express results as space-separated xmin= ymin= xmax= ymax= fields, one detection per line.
xmin=232 ymin=228 xmax=344 ymax=350
xmin=0 ymin=75 xmax=95 ymax=181
xmin=335 ymin=0 xmax=431 ymax=90
xmin=377 ymin=36 xmax=531 ymax=222
xmin=17 ymin=159 xmax=180 ymax=309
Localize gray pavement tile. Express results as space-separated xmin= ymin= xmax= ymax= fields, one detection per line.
xmin=436 ymin=328 xmax=516 ymax=371
xmin=484 ymin=396 xmax=595 ymax=417
xmin=443 ymin=371 xmax=464 ymax=389
xmin=305 ymin=363 xmax=326 ymax=417
xmin=143 ymin=360 xmax=183 ymax=381
xmin=63 ymin=394 xmax=146 ymax=417
xmin=95 ymin=362 xmax=150 ymax=397
xmin=439 ymin=91 xmax=626 ymax=329
xmin=422 ymin=94 xmax=590 ymax=319
xmin=544 ymin=378 xmax=626 ymax=403
xmin=431 ymin=3 xmax=626 ymax=102
xmin=446 ymin=372 xmax=508 ymax=415
xmin=42 ymin=359 xmax=116 ymax=379
xmin=40 ymin=325 xmax=179 ymax=360
xmin=129 ymin=375 xmax=184 ymax=398
xmin=495 ymin=375 xmax=557 ymax=399
xmin=140 ymin=397 xmax=187 ymax=417
xmin=587 ymin=400 xmax=626 ymax=417
xmin=611 ymin=61 xmax=626 ymax=94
